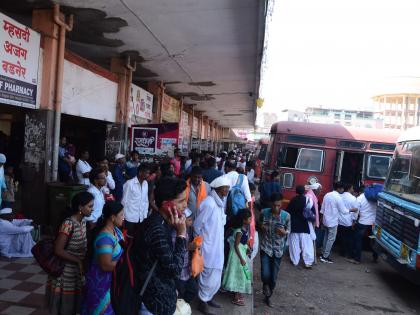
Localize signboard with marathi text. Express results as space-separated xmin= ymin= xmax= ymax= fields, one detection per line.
xmin=131 ymin=127 xmax=158 ymax=154
xmin=130 ymin=123 xmax=179 ymax=155
xmin=162 ymin=93 xmax=180 ymax=122
xmin=130 ymin=84 xmax=153 ymax=123
xmin=0 ymin=13 xmax=40 ymax=108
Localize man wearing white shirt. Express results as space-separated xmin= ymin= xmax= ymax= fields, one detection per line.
xmin=86 ymin=168 xmax=107 ymax=227
xmin=353 ymin=191 xmax=378 ymax=263
xmin=224 ymin=161 xmax=252 ymax=204
xmin=97 ymin=157 xmax=115 ymax=196
xmin=320 ymin=182 xmax=357 ymax=263
xmin=338 ymin=183 xmax=358 ymax=260
xmin=122 ymin=163 xmax=151 ymax=237
xmin=76 ymin=150 xmax=92 ymax=186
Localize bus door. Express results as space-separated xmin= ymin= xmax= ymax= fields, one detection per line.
xmin=334 ymin=150 xmax=344 ymax=182
xmin=334 ymin=150 xmax=364 ymax=187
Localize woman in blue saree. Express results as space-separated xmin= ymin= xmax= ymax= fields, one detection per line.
xmin=82 ymin=201 xmax=124 ymax=315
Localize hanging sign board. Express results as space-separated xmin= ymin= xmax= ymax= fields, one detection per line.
xmin=130 ymin=84 xmax=153 ymax=123
xmin=0 ymin=13 xmax=40 ymax=108
xmin=162 ymin=93 xmax=180 ymax=122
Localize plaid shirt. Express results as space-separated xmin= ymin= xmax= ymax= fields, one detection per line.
xmin=259 ymin=209 xmax=291 ymax=258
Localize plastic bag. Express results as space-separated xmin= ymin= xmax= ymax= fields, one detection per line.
xmin=191 ymin=235 xmax=204 ymax=278
xmin=174 ymin=299 xmax=192 ymax=315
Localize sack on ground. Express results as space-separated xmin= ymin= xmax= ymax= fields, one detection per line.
xmin=174 ymin=299 xmax=192 ymax=315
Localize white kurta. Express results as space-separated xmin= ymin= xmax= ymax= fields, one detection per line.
xmin=193 ymin=194 xmax=226 ymax=269
xmin=0 ymin=219 xmax=34 ymax=258
xmin=193 ymin=192 xmax=226 ymax=302
xmin=76 ymin=159 xmax=92 ymax=186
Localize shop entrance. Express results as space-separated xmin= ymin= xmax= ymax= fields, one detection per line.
xmin=60 ymin=114 xmax=107 ymax=162
xmin=0 ymin=104 xmax=28 ymax=178
xmin=335 ymin=151 xmax=364 ymax=188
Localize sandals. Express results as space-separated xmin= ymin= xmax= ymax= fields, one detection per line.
xmin=232 ymin=294 xmax=245 ymax=306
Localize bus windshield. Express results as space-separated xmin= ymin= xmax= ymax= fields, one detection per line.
xmin=385 ymin=141 xmax=420 ymax=204
xmin=366 ymin=154 xmax=391 ymax=179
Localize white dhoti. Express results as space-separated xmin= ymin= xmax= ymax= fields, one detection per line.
xmin=289 ymin=232 xmax=314 ymax=266
xmin=198 ymin=267 xmax=223 ymax=302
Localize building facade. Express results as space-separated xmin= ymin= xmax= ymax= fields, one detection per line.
xmin=305 ymin=106 xmax=383 ymax=129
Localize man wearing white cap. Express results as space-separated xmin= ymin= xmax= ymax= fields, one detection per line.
xmin=194 ymin=176 xmax=230 ymax=315
xmin=0 ymin=208 xmax=35 ymax=258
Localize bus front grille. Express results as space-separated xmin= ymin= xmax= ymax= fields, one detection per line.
xmin=376 ymin=198 xmax=420 ymax=250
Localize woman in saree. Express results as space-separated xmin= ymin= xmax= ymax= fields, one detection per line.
xmin=82 ymin=201 xmax=124 ymax=314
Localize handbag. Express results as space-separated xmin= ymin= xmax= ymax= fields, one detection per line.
xmin=303 ymin=197 xmax=316 ymax=223
xmin=31 ymin=227 xmax=73 ymax=277
xmin=191 ymin=235 xmax=204 ymax=278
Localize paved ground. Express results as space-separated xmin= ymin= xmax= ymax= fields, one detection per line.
xmin=0 ymin=256 xmax=252 ymax=315
xmin=2 ymin=252 xmax=419 ymax=315
xmin=0 ymin=256 xmax=48 ymax=315
xmin=253 ymin=252 xmax=420 ymax=315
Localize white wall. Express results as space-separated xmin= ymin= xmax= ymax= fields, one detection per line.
xmin=62 ymin=60 xmax=118 ymax=122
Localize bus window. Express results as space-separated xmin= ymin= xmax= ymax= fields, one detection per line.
xmin=295 ymin=148 xmax=324 ymax=172
xmin=338 ymin=140 xmax=365 ymax=150
xmin=279 ymin=147 xmax=299 ymax=168
xmin=367 ymin=155 xmax=391 ymax=179
xmin=279 ymin=147 xmax=323 ymax=172
xmin=281 ymin=172 xmax=294 ymax=188
xmin=385 ymin=142 xmax=420 ymax=203
xmin=370 ymin=143 xmax=396 ymax=151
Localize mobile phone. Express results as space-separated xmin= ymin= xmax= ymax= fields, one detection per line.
xmin=161 ymin=201 xmax=182 ymax=218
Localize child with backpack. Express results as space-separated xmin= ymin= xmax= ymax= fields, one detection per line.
xmin=258 ymin=192 xmax=290 ymax=307
xmin=222 ymin=209 xmax=253 ymax=306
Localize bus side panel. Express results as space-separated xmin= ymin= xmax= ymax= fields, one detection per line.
xmin=279 ymin=148 xmax=337 ymax=205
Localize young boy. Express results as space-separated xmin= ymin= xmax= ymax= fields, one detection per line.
xmin=172 ymin=208 xmax=198 ymax=303
xmin=259 ymin=171 xmax=281 ymax=209
xmin=258 ymin=192 xmax=290 ymax=307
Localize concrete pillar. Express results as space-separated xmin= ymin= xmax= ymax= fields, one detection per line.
xmin=110 ymin=58 xmax=129 ymax=155
xmin=19 ymin=9 xmax=60 ymax=224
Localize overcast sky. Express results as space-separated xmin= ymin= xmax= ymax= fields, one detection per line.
xmin=260 ymin=0 xmax=420 ymax=114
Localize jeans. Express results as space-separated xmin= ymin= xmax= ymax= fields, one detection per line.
xmin=338 ymin=225 xmax=354 ymax=258
xmin=353 ymin=223 xmax=378 ymax=262
xmin=315 ymin=227 xmax=325 ymax=249
xmin=176 ymin=277 xmax=198 ymax=304
xmin=322 ymin=225 xmax=338 ymax=258
xmin=260 ymin=251 xmax=282 ymax=296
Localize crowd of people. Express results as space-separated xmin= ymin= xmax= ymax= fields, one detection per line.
xmin=44 ymin=147 xmax=261 ymax=315
xmin=0 ymin=142 xmax=381 ymax=315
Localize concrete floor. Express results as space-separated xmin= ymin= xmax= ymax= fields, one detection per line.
xmin=253 ymin=252 xmax=420 ymax=315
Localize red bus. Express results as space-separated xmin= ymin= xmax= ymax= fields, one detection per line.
xmin=254 ymin=137 xmax=269 ymax=180
xmin=265 ymin=121 xmax=400 ymax=203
